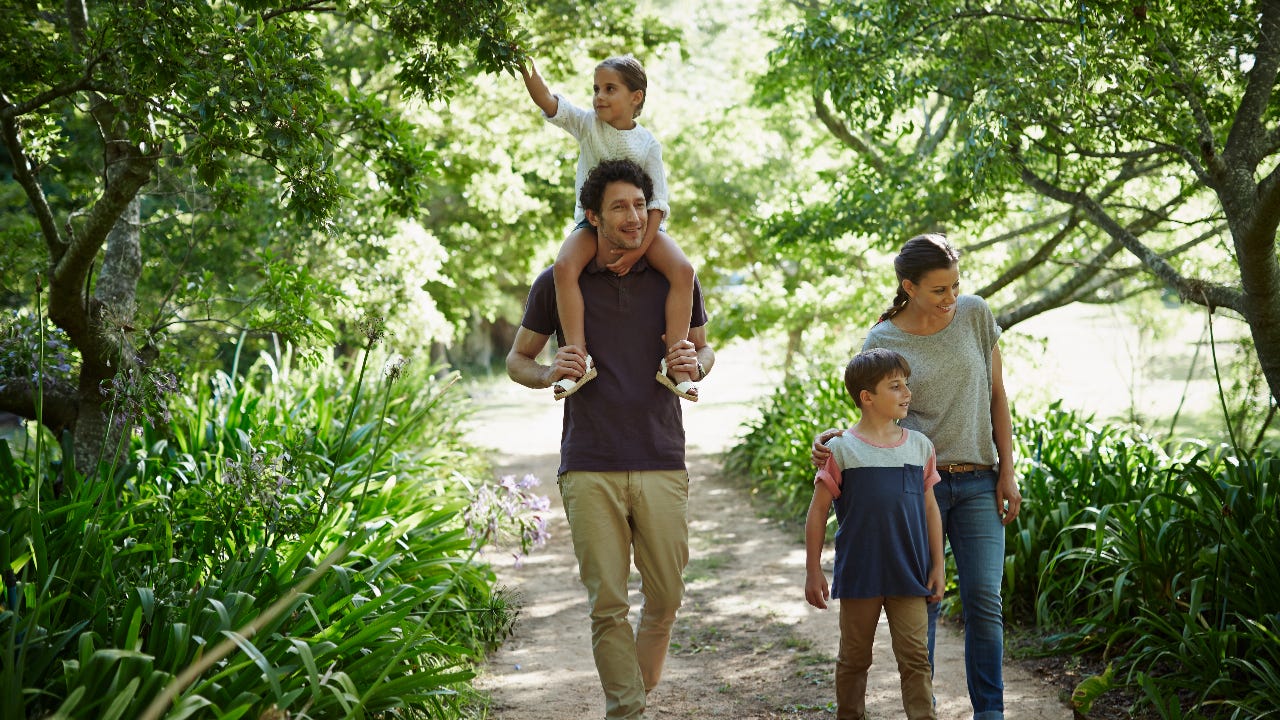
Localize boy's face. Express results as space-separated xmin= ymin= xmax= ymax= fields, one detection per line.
xmin=862 ymin=371 xmax=911 ymax=420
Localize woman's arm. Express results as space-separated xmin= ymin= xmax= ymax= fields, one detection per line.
xmin=990 ymin=345 xmax=1022 ymax=524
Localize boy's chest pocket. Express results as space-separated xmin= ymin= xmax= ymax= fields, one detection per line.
xmin=902 ymin=464 xmax=923 ymax=494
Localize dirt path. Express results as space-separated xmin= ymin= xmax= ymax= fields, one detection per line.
xmin=466 ymin=340 xmax=1071 ymax=719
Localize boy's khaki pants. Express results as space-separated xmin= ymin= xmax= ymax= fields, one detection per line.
xmin=559 ymin=470 xmax=690 ymax=720
xmin=837 ymin=595 xmax=936 ymax=720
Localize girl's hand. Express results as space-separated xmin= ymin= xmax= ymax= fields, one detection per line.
xmin=606 ymin=247 xmax=645 ymax=276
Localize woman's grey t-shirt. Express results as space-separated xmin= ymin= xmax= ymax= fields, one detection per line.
xmin=862 ymin=294 xmax=1002 ymax=467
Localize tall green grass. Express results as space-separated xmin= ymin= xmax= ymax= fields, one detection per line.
xmin=0 ymin=342 xmax=535 ymax=719
xmin=729 ymin=364 xmax=1280 ymax=717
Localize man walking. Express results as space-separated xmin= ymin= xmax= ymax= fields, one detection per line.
xmin=506 ymin=158 xmax=714 ymax=720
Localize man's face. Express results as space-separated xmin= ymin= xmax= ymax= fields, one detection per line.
xmin=589 ymin=180 xmax=647 ymax=251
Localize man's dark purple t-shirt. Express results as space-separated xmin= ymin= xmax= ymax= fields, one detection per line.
xmin=519 ymin=258 xmax=708 ymax=474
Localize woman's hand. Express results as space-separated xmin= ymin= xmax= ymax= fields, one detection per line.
xmin=996 ymin=472 xmax=1022 ymax=525
xmin=810 ymin=428 xmax=842 ymax=467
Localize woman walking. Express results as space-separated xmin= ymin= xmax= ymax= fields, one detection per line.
xmin=813 ymin=233 xmax=1021 ymax=720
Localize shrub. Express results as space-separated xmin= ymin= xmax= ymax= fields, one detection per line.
xmin=0 ymin=343 xmax=541 ymax=719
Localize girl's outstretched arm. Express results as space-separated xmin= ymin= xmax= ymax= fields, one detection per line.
xmin=520 ymin=59 xmax=559 ymax=117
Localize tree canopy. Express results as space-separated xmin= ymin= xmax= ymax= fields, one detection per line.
xmin=756 ymin=0 xmax=1280 ymax=401
xmin=0 ymin=0 xmax=679 ymax=470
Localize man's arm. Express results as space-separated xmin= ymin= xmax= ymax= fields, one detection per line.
xmin=665 ymin=325 xmax=714 ymax=381
xmin=506 ymin=325 xmax=590 ymax=389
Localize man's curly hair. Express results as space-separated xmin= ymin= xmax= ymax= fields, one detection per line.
xmin=579 ymin=159 xmax=654 ymax=217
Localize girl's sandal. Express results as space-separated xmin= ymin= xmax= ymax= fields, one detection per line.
xmin=552 ymin=356 xmax=597 ymax=400
xmin=656 ymin=357 xmax=699 ymax=402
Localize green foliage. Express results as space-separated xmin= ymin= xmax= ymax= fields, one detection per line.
xmin=0 ymin=343 xmax=541 ymax=718
xmin=1035 ymin=446 xmax=1280 ymax=716
xmin=751 ymin=0 xmax=1280 ymax=406
xmin=724 ymin=361 xmax=854 ymax=522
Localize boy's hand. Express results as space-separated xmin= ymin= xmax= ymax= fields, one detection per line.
xmin=606 ymin=247 xmax=645 ymax=277
xmin=926 ymin=564 xmax=945 ymax=604
xmin=805 ymin=570 xmax=830 ymax=610
xmin=811 ymin=428 xmax=841 ymax=467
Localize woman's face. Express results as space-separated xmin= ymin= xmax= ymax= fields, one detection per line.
xmin=903 ymin=265 xmax=960 ymax=319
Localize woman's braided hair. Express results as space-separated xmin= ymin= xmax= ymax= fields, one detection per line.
xmin=879 ymin=233 xmax=961 ymax=323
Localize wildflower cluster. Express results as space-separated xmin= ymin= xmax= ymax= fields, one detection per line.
xmin=217 ymin=443 xmax=309 ymax=541
xmin=0 ymin=310 xmax=76 ymax=393
xmin=463 ymin=473 xmax=551 ymax=567
xmin=101 ymin=360 xmax=179 ymax=430
xmin=383 ymin=353 xmax=409 ymax=382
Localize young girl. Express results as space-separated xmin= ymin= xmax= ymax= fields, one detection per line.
xmin=520 ymin=54 xmax=699 ymax=401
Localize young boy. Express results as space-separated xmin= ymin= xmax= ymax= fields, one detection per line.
xmin=804 ymin=347 xmax=945 ymax=720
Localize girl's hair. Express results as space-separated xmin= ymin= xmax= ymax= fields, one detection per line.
xmin=844 ymin=348 xmax=911 ymax=409
xmin=597 ymin=55 xmax=647 ymax=118
xmin=879 ymin=233 xmax=961 ymax=323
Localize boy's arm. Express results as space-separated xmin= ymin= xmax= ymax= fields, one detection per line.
xmin=924 ymin=487 xmax=945 ymax=603
xmin=520 ymin=58 xmax=559 ymax=117
xmin=804 ymin=483 xmax=835 ymax=609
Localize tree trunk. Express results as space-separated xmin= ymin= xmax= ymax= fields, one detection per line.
xmin=71 ymin=197 xmax=142 ymax=475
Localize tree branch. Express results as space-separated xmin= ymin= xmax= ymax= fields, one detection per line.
xmin=262 ymin=2 xmax=337 ymax=21
xmin=0 ymin=109 xmax=67 ymax=259
xmin=997 ymin=237 xmax=1126 ymax=329
xmin=0 ymin=376 xmax=79 ymax=434
xmin=813 ymin=88 xmax=888 ymax=174
xmin=0 ymin=56 xmax=107 ymax=119
xmin=975 ymin=212 xmax=1081 ymax=298
xmin=915 ymin=96 xmax=956 ymax=158
xmin=963 ymin=211 xmax=1073 ymax=252
xmin=1224 ymin=0 xmax=1280 ymax=170
xmin=1160 ymin=38 xmax=1224 ymax=176
xmin=1017 ymin=160 xmax=1243 ymax=313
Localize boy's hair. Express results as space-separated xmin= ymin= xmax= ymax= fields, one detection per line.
xmin=579 ymin=159 xmax=654 ymax=216
xmin=844 ymin=348 xmax=912 ymax=409
xmin=597 ymin=55 xmax=647 ymax=118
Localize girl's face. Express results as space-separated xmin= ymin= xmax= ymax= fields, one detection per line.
xmin=903 ymin=265 xmax=960 ymax=319
xmin=593 ymin=66 xmax=643 ymax=130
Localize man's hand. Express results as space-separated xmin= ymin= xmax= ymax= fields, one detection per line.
xmin=547 ymin=344 xmax=590 ymax=388
xmin=663 ymin=337 xmax=699 ymax=378
xmin=811 ymin=428 xmax=841 ymax=467
xmin=606 ymin=247 xmax=645 ymax=277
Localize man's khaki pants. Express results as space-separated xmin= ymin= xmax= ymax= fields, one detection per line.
xmin=837 ymin=595 xmax=936 ymax=720
xmin=559 ymin=470 xmax=690 ymax=720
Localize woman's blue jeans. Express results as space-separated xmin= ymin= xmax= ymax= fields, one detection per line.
xmin=929 ymin=468 xmax=1005 ymax=719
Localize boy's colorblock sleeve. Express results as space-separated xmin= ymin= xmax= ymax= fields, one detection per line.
xmin=815 ymin=452 xmax=843 ymax=499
